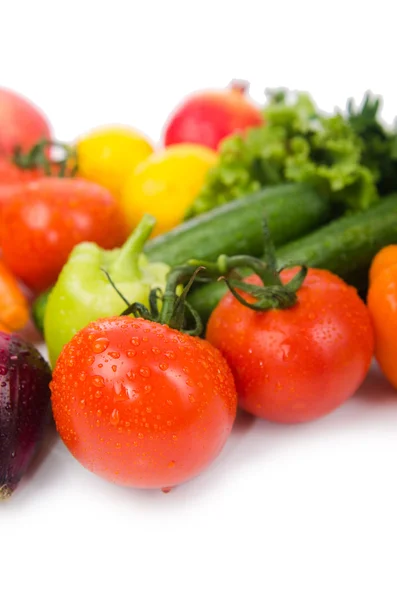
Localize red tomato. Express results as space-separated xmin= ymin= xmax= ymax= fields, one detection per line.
xmin=0 ymin=157 xmax=44 ymax=185
xmin=0 ymin=178 xmax=127 ymax=293
xmin=206 ymin=269 xmax=374 ymax=424
xmin=0 ymin=88 xmax=51 ymax=156
xmin=0 ymin=159 xmax=42 ymax=222
xmin=50 ymin=316 xmax=237 ymax=490
xmin=0 ymin=158 xmax=77 ymax=246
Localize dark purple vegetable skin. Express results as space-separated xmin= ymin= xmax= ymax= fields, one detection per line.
xmin=0 ymin=332 xmax=52 ymax=499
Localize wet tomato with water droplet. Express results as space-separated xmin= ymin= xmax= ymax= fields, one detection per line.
xmin=206 ymin=269 xmax=374 ymax=424
xmin=50 ymin=316 xmax=237 ymax=489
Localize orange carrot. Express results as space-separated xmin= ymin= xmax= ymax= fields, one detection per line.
xmin=0 ymin=261 xmax=29 ymax=331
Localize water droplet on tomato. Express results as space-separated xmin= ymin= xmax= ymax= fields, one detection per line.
xmin=79 ymin=371 xmax=87 ymax=381
xmin=92 ymin=375 xmax=105 ymax=388
xmin=164 ymin=350 xmax=175 ymax=359
xmin=137 ymin=432 xmax=144 ymax=439
xmin=95 ymin=390 xmax=102 ymax=398
xmin=172 ymin=434 xmax=178 ymax=441
xmin=168 ymin=460 xmax=176 ymax=468
xmin=144 ymin=385 xmax=152 ymax=394
xmin=161 ymin=486 xmax=172 ymax=494
xmin=92 ymin=337 xmax=109 ymax=353
xmin=127 ymin=350 xmax=136 ymax=358
xmin=97 ymin=409 xmax=102 ymax=417
xmin=112 ymin=365 xmax=117 ymax=373
xmin=86 ymin=355 xmax=95 ymax=365
xmin=139 ymin=366 xmax=151 ymax=378
xmin=130 ymin=337 xmax=140 ymax=346
xmin=188 ymin=394 xmax=195 ymax=403
xmin=151 ymin=346 xmax=160 ymax=355
xmin=159 ymin=363 xmax=168 ymax=371
xmin=110 ymin=408 xmax=120 ymax=426
xmin=108 ymin=351 xmax=120 ymax=359
xmin=113 ymin=381 xmax=123 ymax=395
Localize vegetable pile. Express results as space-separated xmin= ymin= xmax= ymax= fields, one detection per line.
xmin=1 ymin=81 xmax=397 ymax=498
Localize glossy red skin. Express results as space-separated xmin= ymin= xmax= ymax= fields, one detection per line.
xmin=0 ymin=159 xmax=75 ymax=246
xmin=164 ymin=84 xmax=263 ymax=150
xmin=0 ymin=88 xmax=51 ymax=156
xmin=206 ymin=269 xmax=374 ymax=424
xmin=0 ymin=158 xmax=44 ymax=185
xmin=50 ymin=317 xmax=237 ymax=489
xmin=0 ymin=159 xmax=42 ymax=223
xmin=0 ymin=178 xmax=127 ymax=293
xmin=0 ymin=159 xmax=43 ymax=223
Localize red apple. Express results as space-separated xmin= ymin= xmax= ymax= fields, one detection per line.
xmin=0 ymin=88 xmax=51 ymax=156
xmin=164 ymin=81 xmax=263 ymax=150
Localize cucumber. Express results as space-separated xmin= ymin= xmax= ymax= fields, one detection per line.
xmin=189 ymin=193 xmax=397 ymax=323
xmin=276 ymin=193 xmax=397 ymax=274
xmin=145 ymin=183 xmax=330 ymax=266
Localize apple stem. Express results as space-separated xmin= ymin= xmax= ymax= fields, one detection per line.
xmin=230 ymin=79 xmax=250 ymax=94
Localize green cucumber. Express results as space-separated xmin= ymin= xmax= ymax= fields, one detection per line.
xmin=145 ymin=183 xmax=330 ymax=266
xmin=189 ymin=193 xmax=397 ymax=323
xmin=276 ymin=193 xmax=397 ymax=274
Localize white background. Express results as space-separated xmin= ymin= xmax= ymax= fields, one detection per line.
xmin=1 ymin=1 xmax=397 ymax=599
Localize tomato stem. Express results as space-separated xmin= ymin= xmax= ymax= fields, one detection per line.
xmin=120 ymin=263 xmax=208 ymax=336
xmin=13 ymin=138 xmax=78 ymax=177
xmin=189 ymin=254 xmax=308 ymax=312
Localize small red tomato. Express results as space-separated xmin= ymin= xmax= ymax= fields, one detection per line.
xmin=0 ymin=159 xmax=42 ymax=225
xmin=164 ymin=81 xmax=263 ymax=150
xmin=206 ymin=269 xmax=374 ymax=424
xmin=0 ymin=157 xmax=43 ymax=186
xmin=0 ymin=88 xmax=51 ymax=156
xmin=0 ymin=157 xmax=76 ymax=246
xmin=1 ymin=178 xmax=127 ymax=293
xmin=50 ymin=317 xmax=237 ymax=490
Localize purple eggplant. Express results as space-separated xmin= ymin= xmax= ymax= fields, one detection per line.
xmin=0 ymin=332 xmax=51 ymax=499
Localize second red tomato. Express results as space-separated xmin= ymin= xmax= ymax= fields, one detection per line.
xmin=206 ymin=269 xmax=374 ymax=424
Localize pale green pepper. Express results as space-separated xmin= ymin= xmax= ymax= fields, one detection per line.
xmin=44 ymin=215 xmax=169 ymax=366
